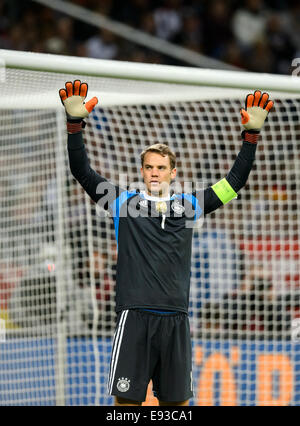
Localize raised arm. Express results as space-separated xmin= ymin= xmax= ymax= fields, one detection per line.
xmin=202 ymin=90 xmax=274 ymax=215
xmin=59 ymin=80 xmax=121 ymax=209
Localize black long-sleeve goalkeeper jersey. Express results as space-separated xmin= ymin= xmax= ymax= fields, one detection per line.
xmin=68 ymin=132 xmax=257 ymax=314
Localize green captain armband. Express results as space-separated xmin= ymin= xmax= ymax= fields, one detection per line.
xmin=211 ymin=178 xmax=238 ymax=205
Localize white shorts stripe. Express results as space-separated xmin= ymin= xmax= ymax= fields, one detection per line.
xmin=107 ymin=311 xmax=126 ymax=393
xmin=108 ymin=310 xmax=129 ymax=394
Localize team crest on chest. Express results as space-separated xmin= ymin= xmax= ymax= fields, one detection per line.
xmin=171 ymin=199 xmax=185 ymax=214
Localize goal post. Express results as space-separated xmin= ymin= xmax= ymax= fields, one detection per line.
xmin=0 ymin=49 xmax=300 ymax=406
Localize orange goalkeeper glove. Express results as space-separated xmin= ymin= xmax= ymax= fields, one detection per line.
xmin=240 ymin=90 xmax=274 ymax=144
xmin=240 ymin=90 xmax=274 ymax=131
xmin=59 ymin=80 xmax=98 ymax=132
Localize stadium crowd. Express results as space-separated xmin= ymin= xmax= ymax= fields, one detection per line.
xmin=0 ymin=0 xmax=299 ymax=74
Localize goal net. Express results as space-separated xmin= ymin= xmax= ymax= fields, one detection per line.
xmin=0 ymin=50 xmax=300 ymax=406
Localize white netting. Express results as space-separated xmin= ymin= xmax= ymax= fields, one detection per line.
xmin=0 ymin=60 xmax=300 ymax=406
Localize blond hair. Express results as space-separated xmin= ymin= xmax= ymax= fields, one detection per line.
xmin=140 ymin=144 xmax=176 ymax=169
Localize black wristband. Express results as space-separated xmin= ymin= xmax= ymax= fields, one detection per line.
xmin=242 ymin=130 xmax=260 ymax=144
xmin=66 ymin=118 xmax=86 ymax=133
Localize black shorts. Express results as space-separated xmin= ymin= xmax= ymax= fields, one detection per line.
xmin=107 ymin=309 xmax=194 ymax=403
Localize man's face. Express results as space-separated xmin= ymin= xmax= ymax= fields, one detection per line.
xmin=140 ymin=152 xmax=176 ymax=196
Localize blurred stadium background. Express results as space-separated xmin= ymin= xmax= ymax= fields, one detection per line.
xmin=1 ymin=0 xmax=300 ymax=73
xmin=0 ymin=0 xmax=300 ymax=406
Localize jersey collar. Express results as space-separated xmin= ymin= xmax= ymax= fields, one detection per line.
xmin=140 ymin=190 xmax=176 ymax=202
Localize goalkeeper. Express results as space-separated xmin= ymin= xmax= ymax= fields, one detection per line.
xmin=59 ymin=81 xmax=273 ymax=406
